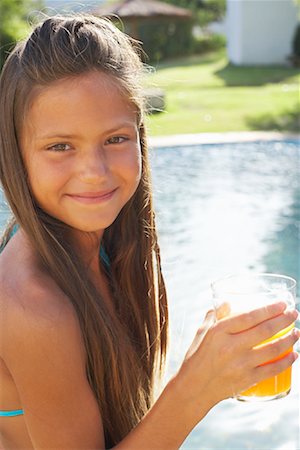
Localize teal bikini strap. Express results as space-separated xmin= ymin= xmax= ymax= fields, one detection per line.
xmin=10 ymin=223 xmax=19 ymax=237
xmin=1 ymin=223 xmax=110 ymax=267
xmin=0 ymin=409 xmax=24 ymax=417
xmin=0 ymin=222 xmax=19 ymax=253
xmin=100 ymin=245 xmax=110 ymax=268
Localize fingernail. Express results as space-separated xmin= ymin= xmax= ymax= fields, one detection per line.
xmin=292 ymin=328 xmax=300 ymax=338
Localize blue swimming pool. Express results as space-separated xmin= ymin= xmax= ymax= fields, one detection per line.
xmin=1 ymin=139 xmax=299 ymax=449
xmin=149 ymin=139 xmax=299 ymax=450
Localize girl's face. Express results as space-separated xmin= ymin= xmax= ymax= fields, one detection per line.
xmin=20 ymin=71 xmax=142 ymax=234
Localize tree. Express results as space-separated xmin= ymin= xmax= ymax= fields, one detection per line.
xmin=163 ymin=0 xmax=226 ymax=26
xmin=0 ymin=0 xmax=43 ymax=68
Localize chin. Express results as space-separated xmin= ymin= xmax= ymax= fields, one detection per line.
xmin=71 ymin=217 xmax=117 ymax=233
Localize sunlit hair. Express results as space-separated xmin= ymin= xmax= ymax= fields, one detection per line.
xmin=0 ymin=15 xmax=168 ymax=447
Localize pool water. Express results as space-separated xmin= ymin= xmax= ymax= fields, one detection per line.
xmin=149 ymin=139 xmax=299 ymax=450
xmin=1 ymin=139 xmax=299 ymax=449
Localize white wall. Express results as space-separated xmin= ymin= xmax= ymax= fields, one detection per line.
xmin=226 ymin=0 xmax=298 ymax=65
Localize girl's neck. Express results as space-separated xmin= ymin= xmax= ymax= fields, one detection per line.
xmin=68 ymin=228 xmax=104 ymax=271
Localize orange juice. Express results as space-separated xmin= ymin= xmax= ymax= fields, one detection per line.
xmin=238 ymin=324 xmax=294 ymax=400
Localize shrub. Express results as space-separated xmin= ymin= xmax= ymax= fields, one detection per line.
xmin=0 ymin=0 xmax=42 ymax=69
xmin=132 ymin=19 xmax=195 ymax=63
xmin=194 ymin=33 xmax=226 ymax=54
xmin=292 ymin=23 xmax=300 ymax=58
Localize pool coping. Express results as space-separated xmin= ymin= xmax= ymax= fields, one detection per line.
xmin=148 ymin=131 xmax=300 ymax=148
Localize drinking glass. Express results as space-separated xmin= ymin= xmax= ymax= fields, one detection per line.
xmin=211 ymin=273 xmax=297 ymax=401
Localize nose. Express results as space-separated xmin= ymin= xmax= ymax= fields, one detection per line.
xmin=78 ymin=145 xmax=109 ymax=183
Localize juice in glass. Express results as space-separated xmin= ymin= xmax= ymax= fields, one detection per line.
xmin=211 ymin=273 xmax=297 ymax=402
xmin=238 ymin=324 xmax=294 ymax=401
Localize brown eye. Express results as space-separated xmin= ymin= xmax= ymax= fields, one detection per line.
xmin=47 ymin=143 xmax=72 ymax=152
xmin=106 ymin=136 xmax=128 ymax=145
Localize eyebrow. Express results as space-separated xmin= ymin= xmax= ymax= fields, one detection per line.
xmin=36 ymin=122 xmax=137 ymax=141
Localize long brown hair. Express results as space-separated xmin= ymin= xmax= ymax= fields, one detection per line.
xmin=0 ymin=15 xmax=168 ymax=447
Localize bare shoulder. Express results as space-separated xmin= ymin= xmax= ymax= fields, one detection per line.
xmin=0 ymin=228 xmax=74 ymax=311
xmin=0 ymin=230 xmax=105 ymax=448
xmin=0 ymin=229 xmax=84 ymax=362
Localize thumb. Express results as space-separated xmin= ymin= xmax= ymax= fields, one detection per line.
xmin=184 ymin=309 xmax=216 ymax=360
xmin=203 ymin=309 xmax=216 ymax=328
xmin=197 ymin=309 xmax=216 ymax=338
xmin=216 ymin=302 xmax=231 ymax=320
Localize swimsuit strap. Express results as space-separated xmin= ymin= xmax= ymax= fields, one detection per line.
xmin=100 ymin=245 xmax=110 ymax=268
xmin=0 ymin=409 xmax=24 ymax=417
xmin=0 ymin=225 xmax=25 ymax=417
xmin=1 ymin=224 xmax=110 ymax=267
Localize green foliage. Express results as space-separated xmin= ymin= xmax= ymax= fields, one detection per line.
xmin=194 ymin=33 xmax=226 ymax=54
xmin=163 ymin=0 xmax=226 ymax=25
xmin=197 ymin=0 xmax=226 ymax=26
xmin=292 ymin=24 xmax=300 ymax=58
xmin=137 ymin=19 xmax=195 ymax=63
xmin=162 ymin=0 xmax=201 ymax=10
xmin=0 ymin=0 xmax=42 ymax=68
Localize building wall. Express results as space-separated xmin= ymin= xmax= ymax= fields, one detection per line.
xmin=226 ymin=0 xmax=298 ymax=65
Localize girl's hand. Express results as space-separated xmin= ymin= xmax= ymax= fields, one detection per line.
xmin=177 ymin=301 xmax=299 ymax=410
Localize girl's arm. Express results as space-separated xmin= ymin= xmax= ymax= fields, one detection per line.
xmin=115 ymin=304 xmax=299 ymax=450
xmin=1 ymin=277 xmax=105 ymax=449
xmin=1 ymin=275 xmax=298 ymax=450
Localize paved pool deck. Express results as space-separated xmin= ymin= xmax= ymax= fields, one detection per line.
xmin=148 ymin=131 xmax=300 ymax=148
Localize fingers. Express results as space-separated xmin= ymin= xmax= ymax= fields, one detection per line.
xmin=240 ymin=309 xmax=299 ymax=349
xmin=192 ymin=309 xmax=215 ymax=343
xmin=184 ymin=309 xmax=216 ymax=360
xmin=251 ymin=327 xmax=300 ymax=368
xmin=196 ymin=309 xmax=216 ymax=337
xmin=253 ymin=350 xmax=299 ymax=385
xmin=222 ymin=301 xmax=290 ymax=334
xmin=204 ymin=309 xmax=216 ymax=326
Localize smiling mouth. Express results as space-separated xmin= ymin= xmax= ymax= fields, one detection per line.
xmin=66 ymin=188 xmax=118 ymax=204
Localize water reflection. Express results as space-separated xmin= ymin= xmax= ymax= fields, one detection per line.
xmin=263 ymin=188 xmax=300 ymax=294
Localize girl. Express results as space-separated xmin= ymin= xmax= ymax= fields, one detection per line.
xmin=0 ymin=14 xmax=298 ymax=450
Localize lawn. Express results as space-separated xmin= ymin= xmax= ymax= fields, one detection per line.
xmin=145 ymin=50 xmax=300 ymax=136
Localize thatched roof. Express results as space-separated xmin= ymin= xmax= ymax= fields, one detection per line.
xmin=93 ymin=0 xmax=192 ymax=19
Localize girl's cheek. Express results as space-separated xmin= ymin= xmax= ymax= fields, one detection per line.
xmin=129 ymin=143 xmax=142 ymax=171
xmin=28 ymin=158 xmax=68 ymax=194
xmin=112 ymin=144 xmax=141 ymax=173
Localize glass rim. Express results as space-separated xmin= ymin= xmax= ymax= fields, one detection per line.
xmin=211 ymin=272 xmax=297 ymax=294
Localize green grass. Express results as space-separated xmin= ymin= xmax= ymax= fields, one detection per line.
xmin=145 ymin=50 xmax=300 ymax=136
